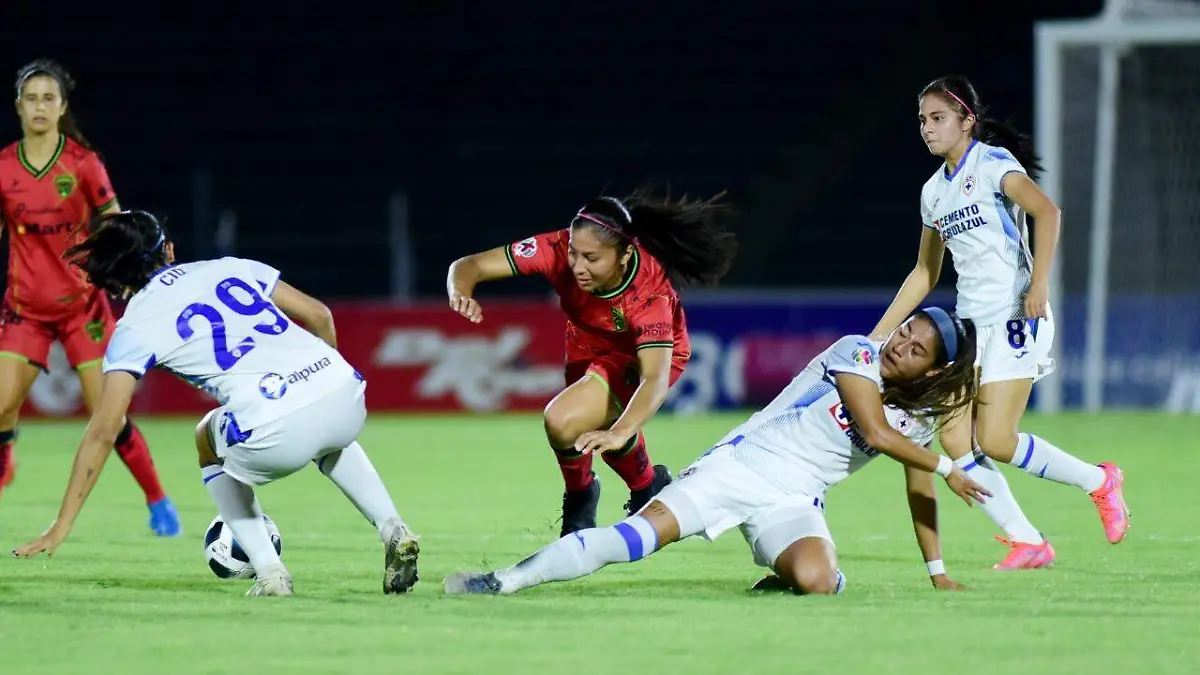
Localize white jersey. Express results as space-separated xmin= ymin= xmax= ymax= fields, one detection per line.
xmin=713 ymin=335 xmax=935 ymax=497
xmin=102 ymin=257 xmax=359 ymax=429
xmin=920 ymin=139 xmax=1034 ymax=326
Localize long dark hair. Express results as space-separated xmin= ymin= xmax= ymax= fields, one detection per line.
xmin=920 ymin=75 xmax=1043 ymax=179
xmin=15 ymin=58 xmax=94 ymax=150
xmin=64 ymin=211 xmax=169 ymax=296
xmin=570 ymin=185 xmax=738 ymax=287
xmin=880 ymin=309 xmax=978 ymax=426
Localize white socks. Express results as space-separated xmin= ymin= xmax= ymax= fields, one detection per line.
xmin=954 ymin=451 xmax=1043 ymax=545
xmin=202 ymin=465 xmax=282 ymax=572
xmin=316 ymin=442 xmax=405 ymax=541
xmin=1007 ymin=433 xmax=1106 ymax=493
xmin=494 ymin=515 xmax=659 ymax=594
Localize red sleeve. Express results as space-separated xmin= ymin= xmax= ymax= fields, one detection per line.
xmin=504 ymin=230 xmax=567 ymax=279
xmin=80 ymin=152 xmax=118 ymax=212
xmin=628 ymin=295 xmax=675 ymax=350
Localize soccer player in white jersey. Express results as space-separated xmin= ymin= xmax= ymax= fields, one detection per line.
xmin=871 ymin=75 xmax=1130 ymax=571
xmin=12 ymin=211 xmax=420 ymax=597
xmin=444 ymin=308 xmax=992 ymax=597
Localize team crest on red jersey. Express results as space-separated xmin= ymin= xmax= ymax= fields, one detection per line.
xmin=513 ymin=237 xmax=537 ymax=258
xmin=611 ymin=306 xmax=627 ymax=332
xmin=54 ymin=172 xmax=76 ymax=198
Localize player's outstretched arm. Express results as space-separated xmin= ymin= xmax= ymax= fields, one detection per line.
xmin=576 ymin=346 xmax=672 ymax=455
xmin=446 ymin=247 xmax=515 ymax=323
xmin=271 ymin=280 xmax=337 ymax=348
xmin=904 ymin=463 xmax=965 ymax=590
xmin=870 ymin=228 xmax=945 ymax=340
xmin=835 ymin=372 xmax=991 ymax=506
xmin=12 ymin=372 xmax=138 ymax=559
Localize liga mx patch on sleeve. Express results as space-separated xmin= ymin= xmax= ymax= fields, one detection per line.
xmin=852 ymin=343 xmax=874 ymax=366
xmin=513 ymin=237 xmax=537 ymax=258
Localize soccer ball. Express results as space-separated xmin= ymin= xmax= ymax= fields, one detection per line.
xmin=203 ymin=514 xmax=283 ymax=579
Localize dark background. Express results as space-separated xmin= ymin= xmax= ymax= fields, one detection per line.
xmin=0 ymin=2 xmax=1104 ymax=299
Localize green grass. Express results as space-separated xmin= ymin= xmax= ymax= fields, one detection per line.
xmin=0 ymin=412 xmax=1197 ymax=674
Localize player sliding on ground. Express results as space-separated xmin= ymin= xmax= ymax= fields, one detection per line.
xmin=447 ymin=186 xmax=738 ymax=537
xmin=871 ymin=75 xmax=1129 ymax=570
xmin=12 ymin=210 xmax=420 ymax=597
xmin=445 ymin=308 xmax=992 ymax=596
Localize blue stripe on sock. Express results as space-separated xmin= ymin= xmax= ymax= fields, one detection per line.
xmin=961 ymin=459 xmax=979 ymax=472
xmin=1017 ymin=435 xmax=1035 ymax=469
xmin=202 ymin=470 xmax=225 ymax=484
xmin=613 ymin=522 xmax=644 ymax=561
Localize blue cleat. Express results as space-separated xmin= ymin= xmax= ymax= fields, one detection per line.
xmin=443 ymin=571 xmax=503 ymax=595
xmin=148 ymin=497 xmax=182 ymax=537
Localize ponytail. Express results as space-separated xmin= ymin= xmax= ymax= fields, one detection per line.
xmin=977 ymin=118 xmax=1043 ymax=180
xmin=622 ymin=187 xmax=739 ymax=287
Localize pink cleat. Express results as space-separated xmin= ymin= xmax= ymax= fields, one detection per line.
xmin=993 ymin=536 xmax=1056 ymax=570
xmin=1090 ymin=462 xmax=1130 ymax=544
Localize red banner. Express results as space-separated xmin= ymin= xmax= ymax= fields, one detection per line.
xmin=19 ymin=301 xmax=570 ymax=418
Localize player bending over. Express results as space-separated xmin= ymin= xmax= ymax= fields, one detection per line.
xmin=872 ymin=75 xmax=1129 ymax=570
xmin=12 ymin=211 xmax=419 ymax=597
xmin=445 ymin=308 xmax=991 ymax=596
xmin=447 ymin=187 xmax=738 ymax=536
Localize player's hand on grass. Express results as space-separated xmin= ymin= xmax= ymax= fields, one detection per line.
xmin=12 ymin=523 xmax=68 ymax=559
xmin=575 ymin=430 xmax=632 ymax=455
xmin=449 ymin=291 xmax=483 ymax=323
xmin=931 ymin=575 xmax=966 ymax=591
xmin=944 ymin=467 xmax=992 ymax=506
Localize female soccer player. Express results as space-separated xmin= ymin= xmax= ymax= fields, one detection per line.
xmin=447 ymin=188 xmax=738 ymax=537
xmin=13 ymin=211 xmax=420 ymax=597
xmin=870 ymin=75 xmax=1129 ymax=570
xmin=444 ymin=308 xmax=991 ymax=596
xmin=0 ymin=59 xmax=179 ymax=536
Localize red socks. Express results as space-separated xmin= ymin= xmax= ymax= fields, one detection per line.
xmin=114 ymin=420 xmax=166 ymax=504
xmin=554 ymin=448 xmax=595 ymax=492
xmin=602 ymin=432 xmax=655 ymax=492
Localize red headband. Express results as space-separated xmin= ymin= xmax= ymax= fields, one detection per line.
xmin=943 ymin=89 xmax=974 ymax=119
xmin=575 ymin=211 xmax=637 ymax=244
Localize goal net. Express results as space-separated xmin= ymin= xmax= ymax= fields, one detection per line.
xmin=1034 ymin=0 xmax=1200 ymax=412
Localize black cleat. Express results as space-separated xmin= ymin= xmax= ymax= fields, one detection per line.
xmin=443 ymin=571 xmax=503 ymax=595
xmin=560 ymin=472 xmax=601 ymax=537
xmin=750 ymin=574 xmax=793 ymax=593
xmin=624 ymin=464 xmax=673 ymax=517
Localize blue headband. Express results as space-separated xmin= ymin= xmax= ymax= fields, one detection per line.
xmin=921 ymin=306 xmax=960 ymax=362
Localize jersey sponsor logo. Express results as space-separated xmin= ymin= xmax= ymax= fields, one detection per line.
xmin=287 ymin=357 xmax=333 ymax=384
xmin=15 ymin=220 xmax=74 ymax=236
xmin=611 ymin=306 xmax=627 ymax=332
xmin=962 ymin=174 xmax=976 ymax=196
xmin=258 ymin=373 xmax=288 ymax=400
xmin=635 ymin=321 xmax=670 ymax=339
xmin=53 ymin=173 xmax=76 ymax=198
xmin=828 ymin=402 xmax=880 ymax=458
xmin=513 ymin=237 xmax=537 ymax=258
xmin=932 ymin=203 xmax=986 ymax=242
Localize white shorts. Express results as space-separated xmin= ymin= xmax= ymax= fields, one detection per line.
xmin=975 ymin=310 xmax=1057 ymax=386
xmin=651 ymin=446 xmax=832 ymax=570
xmin=210 ymin=377 xmax=367 ymax=486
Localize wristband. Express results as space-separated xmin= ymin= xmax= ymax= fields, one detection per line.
xmin=926 ymin=559 xmax=946 ymax=577
xmin=934 ymin=455 xmax=953 ymax=478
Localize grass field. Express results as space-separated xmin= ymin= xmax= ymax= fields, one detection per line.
xmin=0 ymin=412 xmax=1197 ymax=674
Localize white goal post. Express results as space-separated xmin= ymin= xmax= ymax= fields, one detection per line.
xmin=1034 ymin=0 xmax=1200 ymax=413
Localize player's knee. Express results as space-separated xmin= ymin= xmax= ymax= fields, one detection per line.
xmin=195 ymin=410 xmax=220 ymax=467
xmin=783 ymin=562 xmax=839 ymax=595
xmin=975 ymin=427 xmax=1019 ymax=460
xmin=543 ymin=401 xmax=591 ymax=448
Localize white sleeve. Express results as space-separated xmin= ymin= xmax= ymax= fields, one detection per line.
xmin=823 ymin=335 xmax=883 ymax=386
xmin=980 ymin=146 xmax=1027 ymax=194
xmin=920 ymin=191 xmax=935 ymax=230
xmin=231 ymin=257 xmax=282 ymax=296
xmin=102 ymin=321 xmax=157 ymax=378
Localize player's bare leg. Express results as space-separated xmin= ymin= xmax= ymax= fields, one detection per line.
xmin=79 ymin=362 xmax=180 ymax=536
xmin=759 ymin=537 xmax=844 ymax=595
xmin=543 ymin=375 xmax=618 ymax=535
xmin=976 ymin=379 xmax=1128 ymax=544
xmin=195 ymin=411 xmax=292 ymax=596
xmin=444 ymin=500 xmax=681 ymax=595
xmin=0 ymin=356 xmax=40 ymax=498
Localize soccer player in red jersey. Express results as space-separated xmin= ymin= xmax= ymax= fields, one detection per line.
xmin=0 ymin=59 xmax=180 ymax=535
xmin=447 ymin=187 xmax=738 ymax=536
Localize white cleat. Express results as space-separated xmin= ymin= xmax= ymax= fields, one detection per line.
xmin=383 ymin=520 xmax=420 ymax=594
xmin=247 ymin=565 xmax=294 ymax=597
